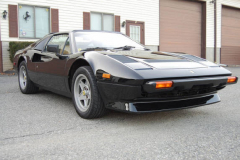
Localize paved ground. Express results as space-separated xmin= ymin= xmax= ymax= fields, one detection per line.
xmin=0 ymin=67 xmax=240 ymax=160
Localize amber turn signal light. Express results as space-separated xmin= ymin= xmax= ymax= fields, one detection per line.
xmin=227 ymin=76 xmax=237 ymax=83
xmin=102 ymin=73 xmax=111 ymax=79
xmin=156 ymin=81 xmax=173 ymax=89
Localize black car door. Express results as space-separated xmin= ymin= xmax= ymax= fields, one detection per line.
xmin=33 ymin=34 xmax=71 ymax=92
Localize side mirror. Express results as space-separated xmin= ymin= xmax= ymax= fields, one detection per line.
xmin=219 ymin=64 xmax=228 ymax=67
xmin=47 ymin=45 xmax=59 ymax=56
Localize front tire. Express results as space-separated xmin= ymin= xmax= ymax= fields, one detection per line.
xmin=18 ymin=61 xmax=39 ymax=94
xmin=71 ymin=66 xmax=107 ymax=119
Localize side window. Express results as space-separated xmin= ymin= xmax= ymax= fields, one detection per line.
xmin=62 ymin=38 xmax=71 ymax=55
xmin=45 ymin=34 xmax=68 ymax=54
xmin=34 ymin=37 xmax=50 ymax=51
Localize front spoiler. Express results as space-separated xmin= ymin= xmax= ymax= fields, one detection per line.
xmin=108 ymin=93 xmax=220 ymax=113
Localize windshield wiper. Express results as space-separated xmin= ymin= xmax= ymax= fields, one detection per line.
xmin=144 ymin=48 xmax=151 ymax=51
xmin=81 ymin=47 xmax=110 ymax=51
xmin=113 ymin=45 xmax=136 ymax=50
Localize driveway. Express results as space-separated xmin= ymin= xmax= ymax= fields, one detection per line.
xmin=0 ymin=67 xmax=240 ymax=159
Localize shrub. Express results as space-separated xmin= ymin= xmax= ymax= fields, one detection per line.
xmin=8 ymin=41 xmax=34 ymax=63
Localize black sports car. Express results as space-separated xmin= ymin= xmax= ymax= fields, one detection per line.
xmin=13 ymin=30 xmax=238 ymax=119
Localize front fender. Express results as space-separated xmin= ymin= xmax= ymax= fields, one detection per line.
xmin=84 ymin=51 xmax=143 ymax=79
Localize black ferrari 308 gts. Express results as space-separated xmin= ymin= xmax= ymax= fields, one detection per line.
xmin=13 ymin=30 xmax=238 ymax=119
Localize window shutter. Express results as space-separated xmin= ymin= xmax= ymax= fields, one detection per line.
xmin=115 ymin=16 xmax=120 ymax=32
xmin=8 ymin=5 xmax=18 ymax=37
xmin=51 ymin=8 xmax=59 ymax=32
xmin=83 ymin=12 xmax=90 ymax=30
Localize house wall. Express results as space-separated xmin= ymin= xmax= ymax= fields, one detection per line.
xmin=1 ymin=0 xmax=240 ymax=72
xmin=204 ymin=0 xmax=240 ymax=63
xmin=218 ymin=0 xmax=240 ymax=64
xmin=205 ymin=0 xmax=215 ymax=62
xmin=0 ymin=0 xmax=159 ymax=71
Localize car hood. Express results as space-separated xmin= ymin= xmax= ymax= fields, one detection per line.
xmin=81 ymin=50 xmax=231 ymax=79
xmin=98 ymin=50 xmax=219 ymax=70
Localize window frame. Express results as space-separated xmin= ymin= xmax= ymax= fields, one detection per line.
xmin=33 ymin=35 xmax=51 ymax=51
xmin=18 ymin=4 xmax=51 ymax=39
xmin=90 ymin=11 xmax=115 ymax=31
xmin=44 ymin=34 xmax=72 ymax=56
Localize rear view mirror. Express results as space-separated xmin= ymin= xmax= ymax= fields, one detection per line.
xmin=47 ymin=45 xmax=59 ymax=56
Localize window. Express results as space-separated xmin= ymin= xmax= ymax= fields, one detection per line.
xmin=62 ymin=38 xmax=71 ymax=55
xmin=19 ymin=5 xmax=50 ymax=38
xmin=45 ymin=35 xmax=69 ymax=55
xmin=73 ymin=32 xmax=144 ymax=52
xmin=130 ymin=25 xmax=140 ymax=43
xmin=90 ymin=12 xmax=114 ymax=31
xmin=34 ymin=36 xmax=51 ymax=51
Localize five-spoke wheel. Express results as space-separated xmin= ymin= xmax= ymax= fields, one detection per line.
xmin=74 ymin=74 xmax=91 ymax=112
xmin=18 ymin=61 xmax=38 ymax=94
xmin=72 ymin=66 xmax=107 ymax=119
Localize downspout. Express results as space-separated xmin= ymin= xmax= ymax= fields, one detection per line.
xmin=0 ymin=17 xmax=3 ymax=73
xmin=214 ymin=0 xmax=217 ymax=62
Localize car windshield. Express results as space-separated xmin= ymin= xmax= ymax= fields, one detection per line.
xmin=73 ymin=31 xmax=144 ymax=52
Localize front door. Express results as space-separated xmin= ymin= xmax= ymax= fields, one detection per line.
xmin=34 ymin=34 xmax=70 ymax=92
xmin=126 ymin=20 xmax=145 ymax=45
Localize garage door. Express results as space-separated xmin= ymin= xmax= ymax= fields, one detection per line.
xmin=160 ymin=0 xmax=203 ymax=57
xmin=221 ymin=6 xmax=240 ymax=65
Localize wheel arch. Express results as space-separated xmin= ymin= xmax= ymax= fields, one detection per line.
xmin=68 ymin=58 xmax=92 ymax=92
xmin=17 ymin=56 xmax=27 ymax=71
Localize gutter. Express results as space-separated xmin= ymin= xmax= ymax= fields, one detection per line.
xmin=0 ymin=17 xmax=3 ymax=73
xmin=214 ymin=0 xmax=217 ymax=62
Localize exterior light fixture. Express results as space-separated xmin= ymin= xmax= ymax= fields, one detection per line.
xmin=122 ymin=21 xmax=126 ymax=27
xmin=210 ymin=0 xmax=216 ymax=4
xmin=3 ymin=10 xmax=7 ymax=19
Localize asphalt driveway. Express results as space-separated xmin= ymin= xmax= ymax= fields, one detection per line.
xmin=0 ymin=67 xmax=240 ymax=159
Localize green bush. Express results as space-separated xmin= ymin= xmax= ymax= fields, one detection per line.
xmin=8 ymin=41 xmax=34 ymax=63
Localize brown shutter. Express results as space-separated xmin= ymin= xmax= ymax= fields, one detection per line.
xmin=8 ymin=5 xmax=18 ymax=37
xmin=83 ymin=12 xmax=90 ymax=30
xmin=51 ymin=9 xmax=59 ymax=32
xmin=115 ymin=16 xmax=120 ymax=32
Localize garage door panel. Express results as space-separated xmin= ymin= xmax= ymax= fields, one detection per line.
xmin=221 ymin=6 xmax=240 ymax=65
xmin=160 ymin=0 xmax=202 ymax=57
xmin=222 ymin=26 xmax=240 ymax=38
xmin=160 ymin=0 xmax=202 ymax=12
xmin=222 ymin=7 xmax=240 ymax=19
xmin=161 ymin=25 xmax=201 ymax=34
xmin=161 ymin=34 xmax=202 ymax=42
xmin=222 ymin=37 xmax=240 ymax=46
xmin=222 ymin=17 xmax=240 ymax=28
xmin=221 ymin=46 xmax=240 ymax=54
xmin=161 ymin=44 xmax=201 ymax=56
xmin=160 ymin=21 xmax=201 ymax=30
xmin=161 ymin=8 xmax=201 ymax=23
xmin=161 ymin=35 xmax=201 ymax=44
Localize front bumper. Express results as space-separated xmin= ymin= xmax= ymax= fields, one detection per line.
xmin=110 ymin=93 xmax=220 ymax=112
xmin=97 ymin=76 xmax=236 ymax=112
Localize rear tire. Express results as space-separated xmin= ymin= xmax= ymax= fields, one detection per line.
xmin=71 ymin=66 xmax=107 ymax=119
xmin=18 ymin=61 xmax=39 ymax=94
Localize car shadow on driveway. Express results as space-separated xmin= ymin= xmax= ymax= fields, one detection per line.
xmin=36 ymin=89 xmax=214 ymax=126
